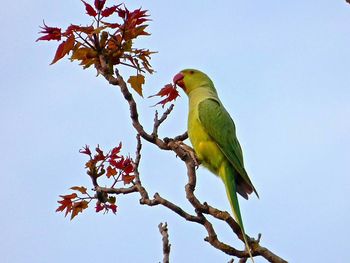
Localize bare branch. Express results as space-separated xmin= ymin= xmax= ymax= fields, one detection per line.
xmin=96 ymin=185 xmax=138 ymax=195
xmin=173 ymin=131 xmax=188 ymax=141
xmin=152 ymin=104 xmax=174 ymax=138
xmin=158 ymin=222 xmax=171 ymax=263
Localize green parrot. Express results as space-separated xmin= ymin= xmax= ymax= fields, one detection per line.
xmin=173 ymin=69 xmax=258 ymax=259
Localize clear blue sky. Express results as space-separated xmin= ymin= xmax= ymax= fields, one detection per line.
xmin=1 ymin=0 xmax=349 ymax=262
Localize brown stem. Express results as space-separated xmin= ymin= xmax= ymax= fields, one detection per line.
xmin=158 ymin=223 xmax=171 ymax=263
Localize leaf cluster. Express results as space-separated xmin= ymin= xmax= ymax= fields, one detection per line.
xmin=56 ymin=143 xmax=135 ymax=219
xmin=37 ymin=0 xmax=155 ymax=96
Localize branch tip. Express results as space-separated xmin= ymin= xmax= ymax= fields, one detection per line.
xmin=158 ymin=222 xmax=171 ymax=263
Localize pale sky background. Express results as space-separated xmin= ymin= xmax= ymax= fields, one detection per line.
xmin=1 ymin=0 xmax=350 ymax=262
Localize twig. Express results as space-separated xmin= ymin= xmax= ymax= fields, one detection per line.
xmin=152 ymin=104 xmax=174 ymax=138
xmin=173 ymin=131 xmax=188 ymax=141
xmin=96 ymin=185 xmax=138 ymax=195
xmin=158 ymin=222 xmax=171 ymax=263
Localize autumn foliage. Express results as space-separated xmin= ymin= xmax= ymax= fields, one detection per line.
xmin=37 ymin=0 xmax=155 ymax=96
xmin=38 ymin=0 xmax=180 ymax=218
xmin=56 ymin=143 xmax=134 ymax=219
xmin=38 ymin=0 xmax=179 ymax=104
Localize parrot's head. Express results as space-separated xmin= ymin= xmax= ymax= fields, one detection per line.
xmin=173 ymin=69 xmax=216 ymax=95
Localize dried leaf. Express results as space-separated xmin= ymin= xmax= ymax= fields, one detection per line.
xmin=107 ymin=196 xmax=116 ymax=204
xmin=71 ymin=47 xmax=97 ymax=68
xmin=127 ymin=74 xmax=145 ymax=97
xmin=70 ymin=186 xmax=88 ymax=194
xmin=71 ymin=200 xmax=89 ymax=220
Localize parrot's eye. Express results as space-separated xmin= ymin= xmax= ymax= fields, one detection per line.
xmin=189 ymin=70 xmax=195 ymax=74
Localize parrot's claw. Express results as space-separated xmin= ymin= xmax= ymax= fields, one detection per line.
xmin=178 ymin=142 xmax=200 ymax=168
xmin=164 ymin=138 xmax=200 ymax=168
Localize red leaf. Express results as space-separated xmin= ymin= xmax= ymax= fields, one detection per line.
xmin=50 ymin=34 xmax=75 ymax=65
xmin=110 ymin=156 xmax=134 ymax=174
xmin=122 ymin=158 xmax=134 ymax=174
xmin=50 ymin=42 xmax=65 ymax=65
xmin=122 ymin=174 xmax=135 ymax=185
xmin=101 ymin=21 xmax=120 ymax=29
xmin=94 ymin=0 xmax=106 ymax=10
xmin=94 ymin=145 xmax=105 ymax=161
xmin=36 ymin=21 xmax=61 ymax=42
xmin=106 ymin=166 xmax=117 ymax=178
xmin=109 ymin=159 xmax=118 ymax=167
xmin=60 ymin=193 xmax=78 ymax=199
xmin=149 ymin=84 xmax=180 ymax=107
xmin=56 ymin=193 xmax=77 ymax=217
xmin=101 ymin=5 xmax=118 ymax=17
xmin=56 ymin=199 xmax=72 ymax=215
xmin=117 ymin=8 xmax=127 ymax=19
xmin=63 ymin=34 xmax=75 ymax=53
xmin=65 ymin=24 xmax=94 ymax=35
xmin=96 ymin=202 xmax=117 ymax=214
xmin=110 ymin=142 xmax=122 ymax=159
xmin=95 ymin=202 xmax=104 ymax=213
xmin=79 ymin=145 xmax=91 ymax=155
xmin=82 ymin=0 xmax=97 ymax=16
xmin=111 ymin=157 xmax=125 ymax=169
xmin=127 ymin=8 xmax=149 ymax=27
xmin=108 ymin=204 xmax=117 ymax=214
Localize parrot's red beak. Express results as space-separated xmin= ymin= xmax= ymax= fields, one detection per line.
xmin=173 ymin=72 xmax=185 ymax=89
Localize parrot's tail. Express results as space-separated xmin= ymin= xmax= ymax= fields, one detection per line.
xmin=220 ymin=163 xmax=254 ymax=263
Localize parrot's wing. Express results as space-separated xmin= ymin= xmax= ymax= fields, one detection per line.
xmin=198 ymin=98 xmax=259 ymax=198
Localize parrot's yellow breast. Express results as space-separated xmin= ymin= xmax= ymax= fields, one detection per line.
xmin=188 ymin=103 xmax=226 ymax=176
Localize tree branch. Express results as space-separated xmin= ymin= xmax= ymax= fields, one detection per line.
xmin=92 ymin=57 xmax=288 ymax=263
xmin=158 ymin=222 xmax=171 ymax=263
xmin=152 ymin=104 xmax=174 ymax=138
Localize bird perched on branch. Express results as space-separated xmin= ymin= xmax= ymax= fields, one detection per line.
xmin=173 ymin=69 xmax=258 ymax=261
